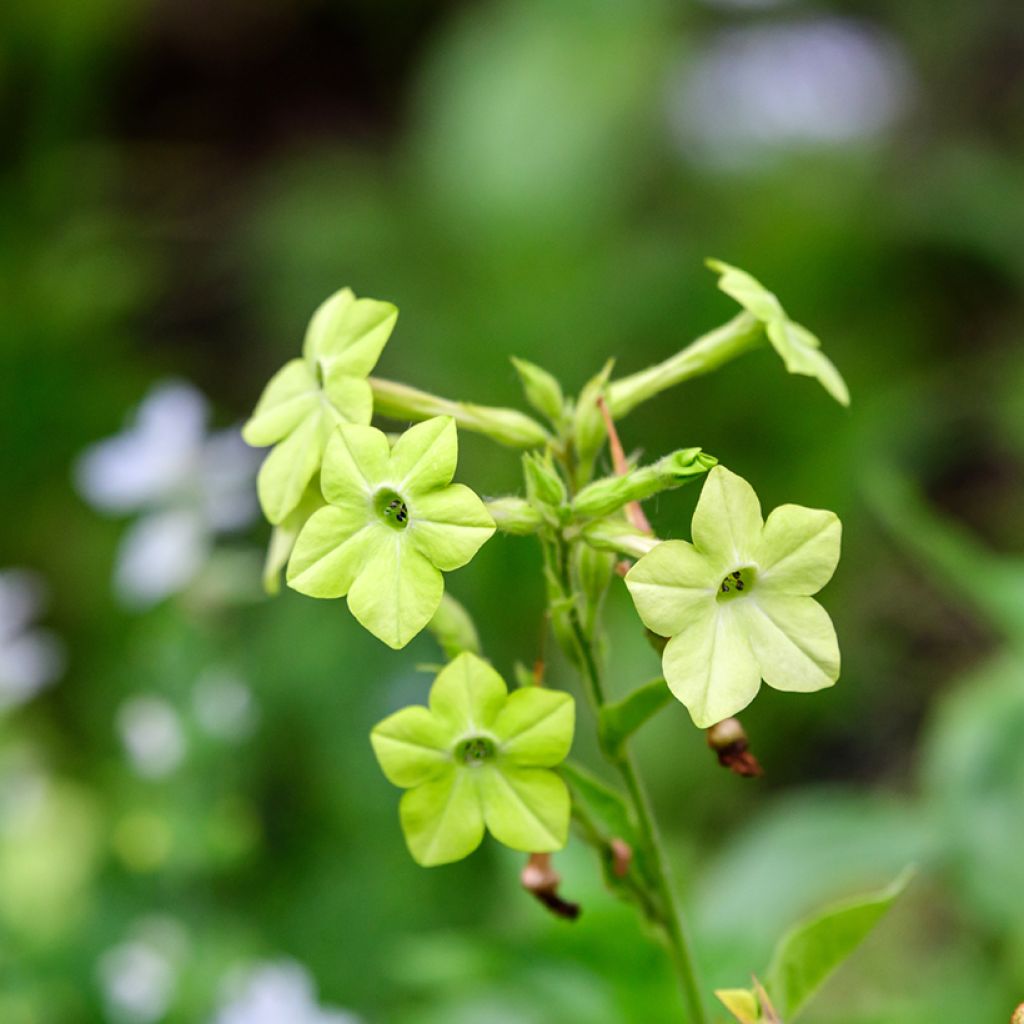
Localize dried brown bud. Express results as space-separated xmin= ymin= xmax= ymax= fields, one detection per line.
xmin=707 ymin=718 xmax=763 ymax=778
xmin=521 ymin=853 xmax=581 ymax=921
xmin=610 ymin=837 xmax=633 ymax=878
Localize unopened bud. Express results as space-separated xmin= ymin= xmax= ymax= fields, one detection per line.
xmin=486 ymin=497 xmax=545 ymax=536
xmin=581 ymin=518 xmax=661 ymax=560
xmin=511 ymin=357 xmax=565 ymax=425
xmin=523 ymin=452 xmax=567 ymax=511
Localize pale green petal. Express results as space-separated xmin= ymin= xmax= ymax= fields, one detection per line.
xmin=371 ymin=706 xmax=452 ymax=788
xmin=390 ymin=416 xmax=458 ymax=495
xmin=428 ymin=651 xmax=507 ymax=735
xmin=691 ymin=466 xmax=763 ymax=567
xmin=263 ymin=484 xmax=325 ymax=595
xmin=346 ymin=533 xmax=443 ymax=649
xmin=303 ymin=288 xmax=397 ymax=377
xmin=492 ymin=689 xmax=574 ymax=767
xmin=409 ymin=484 xmax=495 ymax=572
xmin=625 ymin=540 xmax=718 ymax=637
xmin=399 ymin=767 xmax=485 ymax=867
xmin=286 ymin=508 xmax=377 ymax=598
xmin=766 ymin=320 xmax=850 ymax=407
xmin=707 ymin=258 xmax=786 ymax=322
xmin=735 ymin=593 xmax=840 ymax=693
xmin=662 ymin=603 xmax=761 ymax=728
xmin=321 ymin=423 xmax=391 ymax=505
xmin=322 ymin=373 xmax=374 ymax=426
xmin=242 ymin=359 xmax=318 ymax=446
xmin=256 ymin=412 xmax=324 ymax=524
xmin=481 ymin=765 xmax=570 ymax=852
xmin=757 ymin=504 xmax=841 ymax=595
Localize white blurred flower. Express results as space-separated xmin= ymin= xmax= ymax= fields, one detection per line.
xmin=117 ymin=696 xmax=186 ymax=779
xmin=0 ymin=569 xmax=64 ymax=710
xmin=193 ymin=668 xmax=258 ymax=742
xmin=76 ymin=380 xmax=259 ymax=608
xmin=98 ymin=916 xmax=188 ymax=1024
xmin=213 ymin=960 xmax=360 ymax=1024
xmin=668 ymin=18 xmax=912 ymax=170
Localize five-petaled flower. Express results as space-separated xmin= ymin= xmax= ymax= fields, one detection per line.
xmin=242 ymin=288 xmax=398 ymax=524
xmin=371 ymin=652 xmax=575 ymax=866
xmin=625 ymin=466 xmax=841 ymax=728
xmin=287 ymin=416 xmax=495 ymax=649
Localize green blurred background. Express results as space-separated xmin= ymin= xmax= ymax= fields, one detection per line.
xmin=2 ymin=0 xmax=1024 ymax=1020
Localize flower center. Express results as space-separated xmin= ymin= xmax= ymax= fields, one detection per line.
xmin=374 ymin=488 xmax=409 ymax=531
xmin=455 ymin=736 xmax=496 ymax=766
xmin=717 ymin=566 xmax=756 ymax=603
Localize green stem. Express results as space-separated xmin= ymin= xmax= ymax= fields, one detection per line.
xmin=555 ymin=539 xmax=709 ymax=1024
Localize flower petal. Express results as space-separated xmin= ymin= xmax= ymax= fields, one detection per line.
xmin=481 ymin=765 xmax=570 ymax=852
xmin=409 ymin=484 xmax=495 ymax=571
xmin=322 ymin=373 xmax=373 ymax=426
xmin=428 ymin=651 xmax=508 ymax=735
xmin=734 ymin=593 xmax=840 ymax=693
xmin=242 ymin=359 xmax=318 ymax=447
xmin=346 ymin=533 xmax=443 ymax=649
xmin=390 ymin=416 xmax=458 ymax=495
xmin=256 ymin=411 xmax=324 ymax=524
xmin=321 ymin=423 xmax=391 ymax=506
xmin=303 ymin=288 xmax=397 ymax=378
xmin=757 ymin=504 xmax=841 ymax=595
xmin=286 ymin=507 xmax=377 ymax=598
xmin=492 ymin=689 xmax=574 ymax=767
xmin=691 ymin=465 xmax=763 ymax=568
xmin=371 ymin=706 xmax=452 ymax=788
xmin=766 ymin=320 xmax=850 ymax=407
xmin=625 ymin=539 xmax=718 ymax=637
xmin=399 ymin=767 xmax=485 ymax=867
xmin=662 ymin=603 xmax=761 ymax=728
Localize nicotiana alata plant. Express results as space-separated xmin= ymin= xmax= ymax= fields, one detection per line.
xmin=244 ymin=263 xmax=909 ymax=1023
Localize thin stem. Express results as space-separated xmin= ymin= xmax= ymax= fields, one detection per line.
xmin=555 ymin=538 xmax=709 ymax=1024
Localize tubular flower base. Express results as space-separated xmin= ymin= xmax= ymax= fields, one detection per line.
xmin=625 ymin=466 xmax=841 ymax=727
xmin=370 ymin=652 xmax=575 ymax=866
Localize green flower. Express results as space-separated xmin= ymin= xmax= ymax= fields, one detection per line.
xmin=242 ymin=288 xmax=398 ymax=524
xmin=707 ymin=259 xmax=850 ymax=407
xmin=371 ymin=652 xmax=575 ymax=867
xmin=625 ymin=466 xmax=841 ymax=727
xmin=287 ymin=416 xmax=495 ymax=649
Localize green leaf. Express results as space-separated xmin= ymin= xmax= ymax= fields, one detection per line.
xmin=511 ymin=356 xmax=565 ymax=425
xmin=598 ymin=677 xmax=672 ymax=757
xmin=765 ymin=867 xmax=914 ymax=1020
xmin=561 ymin=760 xmax=636 ymax=846
xmin=707 ymin=258 xmax=849 ymax=407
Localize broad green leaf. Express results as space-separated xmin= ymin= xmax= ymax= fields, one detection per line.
xmin=765 ymin=868 xmax=914 ymax=1020
xmin=598 ymin=677 xmax=672 ymax=757
xmin=511 ymin=356 xmax=564 ymax=424
xmin=493 ymin=688 xmax=574 ymax=766
xmin=371 ymin=706 xmax=452 ymax=787
xmin=480 ymin=765 xmax=570 ymax=852
xmin=399 ymin=768 xmax=485 ymax=867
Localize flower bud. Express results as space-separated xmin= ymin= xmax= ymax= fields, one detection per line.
xmin=485 ymin=497 xmax=545 ymax=536
xmin=572 ymin=359 xmax=615 ymax=473
xmin=523 ymin=452 xmax=567 ymax=511
xmin=511 ymin=357 xmax=565 ymax=425
xmin=581 ymin=519 xmax=661 ymax=560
